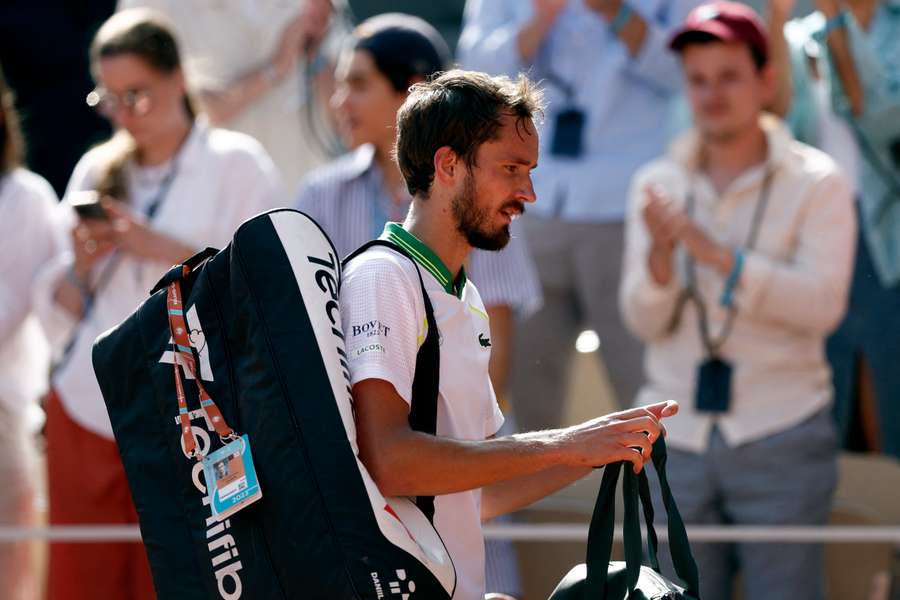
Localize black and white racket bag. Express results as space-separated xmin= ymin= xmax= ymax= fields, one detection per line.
xmin=92 ymin=209 xmax=455 ymax=599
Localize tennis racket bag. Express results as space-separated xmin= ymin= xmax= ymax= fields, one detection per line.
xmin=92 ymin=209 xmax=455 ymax=599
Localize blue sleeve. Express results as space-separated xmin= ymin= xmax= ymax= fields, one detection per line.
xmin=839 ymin=11 xmax=900 ymax=119
xmin=457 ymin=0 xmax=528 ymax=76
xmin=621 ymin=0 xmax=704 ymax=95
xmin=783 ymin=18 xmax=821 ymax=146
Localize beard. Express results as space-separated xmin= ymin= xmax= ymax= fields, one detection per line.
xmin=451 ymin=172 xmax=524 ymax=252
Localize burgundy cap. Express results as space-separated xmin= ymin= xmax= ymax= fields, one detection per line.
xmin=669 ymin=1 xmax=769 ymax=63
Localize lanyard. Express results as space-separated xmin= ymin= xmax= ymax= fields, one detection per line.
xmin=682 ymin=168 xmax=773 ymax=357
xmin=52 ymin=141 xmax=184 ymax=379
xmin=167 ymin=273 xmax=237 ymax=460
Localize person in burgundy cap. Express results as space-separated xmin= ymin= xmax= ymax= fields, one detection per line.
xmin=620 ymin=2 xmax=855 ymax=598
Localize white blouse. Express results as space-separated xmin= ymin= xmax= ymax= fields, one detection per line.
xmin=33 ymin=122 xmax=284 ymax=439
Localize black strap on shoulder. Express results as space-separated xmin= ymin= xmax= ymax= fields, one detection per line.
xmin=343 ymin=239 xmax=440 ymax=522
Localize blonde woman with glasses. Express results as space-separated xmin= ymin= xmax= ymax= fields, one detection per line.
xmin=32 ymin=9 xmax=283 ymax=599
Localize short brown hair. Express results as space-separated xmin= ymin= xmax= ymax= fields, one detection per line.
xmin=394 ymin=69 xmax=543 ymax=198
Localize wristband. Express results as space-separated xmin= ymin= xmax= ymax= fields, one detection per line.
xmin=719 ymin=250 xmax=744 ymax=308
xmin=610 ymin=2 xmax=634 ymax=36
xmin=821 ymin=9 xmax=850 ymax=37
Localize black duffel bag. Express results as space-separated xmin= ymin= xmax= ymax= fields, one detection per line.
xmin=92 ymin=209 xmax=455 ymax=599
xmin=549 ymin=437 xmax=701 ymax=600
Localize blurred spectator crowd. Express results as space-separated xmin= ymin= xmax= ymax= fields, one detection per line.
xmin=0 ymin=0 xmax=898 ymax=598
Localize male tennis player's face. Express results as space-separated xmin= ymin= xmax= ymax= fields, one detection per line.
xmin=453 ymin=114 xmax=539 ymax=251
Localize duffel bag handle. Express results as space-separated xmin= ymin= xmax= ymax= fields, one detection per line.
xmin=150 ymin=247 xmax=219 ymax=295
xmin=583 ymin=437 xmax=700 ymax=599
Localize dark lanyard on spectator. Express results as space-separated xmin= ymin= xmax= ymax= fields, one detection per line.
xmin=51 ymin=153 xmax=182 ymax=379
xmin=167 ymin=274 xmax=237 ymax=460
xmin=684 ymin=168 xmax=773 ymax=357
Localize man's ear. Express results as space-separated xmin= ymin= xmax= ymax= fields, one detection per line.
xmin=759 ymin=62 xmax=778 ymax=107
xmin=433 ymin=146 xmax=460 ymax=187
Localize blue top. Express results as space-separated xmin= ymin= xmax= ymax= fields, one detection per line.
xmin=457 ymin=0 xmax=702 ymax=222
xmin=785 ymin=2 xmax=900 ymax=286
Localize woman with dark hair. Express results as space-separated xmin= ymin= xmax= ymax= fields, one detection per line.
xmin=0 ymin=67 xmax=59 ymax=600
xmin=31 ymin=9 xmax=282 ymax=598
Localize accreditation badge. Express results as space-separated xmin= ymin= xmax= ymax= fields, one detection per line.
xmin=202 ymin=434 xmax=263 ymax=521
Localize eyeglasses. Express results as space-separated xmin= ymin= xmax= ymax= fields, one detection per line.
xmin=86 ymin=87 xmax=153 ymax=118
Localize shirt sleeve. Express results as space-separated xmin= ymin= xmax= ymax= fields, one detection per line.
xmin=485 ymin=386 xmax=505 ymax=438
xmin=456 ymin=0 xmax=528 ymax=76
xmin=735 ymin=167 xmax=856 ymax=335
xmin=341 ymin=252 xmax=426 ymax=406
xmin=0 ymin=173 xmax=60 ymax=342
xmin=618 ymin=162 xmax=685 ymax=342
xmin=837 ymin=11 xmax=896 ymax=120
xmin=620 ymin=0 xmax=702 ymax=95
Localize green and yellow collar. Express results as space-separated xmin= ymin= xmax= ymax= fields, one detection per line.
xmin=381 ymin=222 xmax=467 ymax=298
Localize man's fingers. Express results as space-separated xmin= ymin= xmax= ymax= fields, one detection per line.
xmin=610 ymin=414 xmax=663 ymax=442
xmin=645 ymin=400 xmax=679 ymax=418
xmin=620 ymin=447 xmax=645 ymax=474
xmin=622 ymin=432 xmax=653 ymax=459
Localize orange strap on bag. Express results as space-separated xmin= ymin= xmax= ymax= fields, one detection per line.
xmin=166 ymin=265 xmax=236 ymax=460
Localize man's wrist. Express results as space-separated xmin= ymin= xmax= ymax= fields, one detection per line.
xmin=587 ymin=0 xmax=620 ymax=19
xmin=609 ymin=1 xmax=634 ymax=36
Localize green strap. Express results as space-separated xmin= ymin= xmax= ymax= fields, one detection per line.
xmin=637 ymin=469 xmax=661 ymax=573
xmin=622 ymin=469 xmax=643 ymax=591
xmin=650 ymin=438 xmax=701 ymax=596
xmin=582 ymin=438 xmax=701 ymax=599
xmin=584 ymin=462 xmax=622 ymax=600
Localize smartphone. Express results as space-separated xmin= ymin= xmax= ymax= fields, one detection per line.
xmin=70 ymin=190 xmax=109 ymax=221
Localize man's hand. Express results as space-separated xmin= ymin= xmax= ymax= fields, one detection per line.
xmin=642 ymin=185 xmax=683 ymax=285
xmin=535 ymin=0 xmax=568 ymax=22
xmin=642 ymin=185 xmax=683 ymax=251
xmin=769 ymin=0 xmax=797 ymax=24
xmin=678 ymin=218 xmax=735 ymax=276
xmin=270 ymin=14 xmax=309 ymax=83
xmin=584 ymin=0 xmax=620 ymax=20
xmin=642 ymin=185 xmax=734 ymax=277
xmin=298 ymin=0 xmax=334 ymax=56
xmin=518 ymin=0 xmax=568 ymax=62
xmin=553 ymin=401 xmax=678 ymax=473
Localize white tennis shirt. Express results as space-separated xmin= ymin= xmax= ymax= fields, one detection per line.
xmin=341 ymin=223 xmax=504 ymax=600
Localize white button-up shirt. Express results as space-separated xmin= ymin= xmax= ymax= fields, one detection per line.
xmin=33 ymin=122 xmax=283 ymax=439
xmin=620 ymin=116 xmax=856 ymax=453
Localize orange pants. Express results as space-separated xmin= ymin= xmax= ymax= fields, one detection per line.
xmin=45 ymin=390 xmax=155 ymax=600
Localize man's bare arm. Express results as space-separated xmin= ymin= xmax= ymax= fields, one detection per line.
xmin=353 ymin=379 xmax=677 ymax=499
xmin=481 ymin=464 xmax=591 ymax=521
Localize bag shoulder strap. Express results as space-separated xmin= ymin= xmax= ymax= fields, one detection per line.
xmin=584 ymin=437 xmax=701 ymax=599
xmin=343 ymin=239 xmax=440 ymax=522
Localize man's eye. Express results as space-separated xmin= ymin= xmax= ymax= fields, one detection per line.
xmin=504 ymin=165 xmax=517 ymax=174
